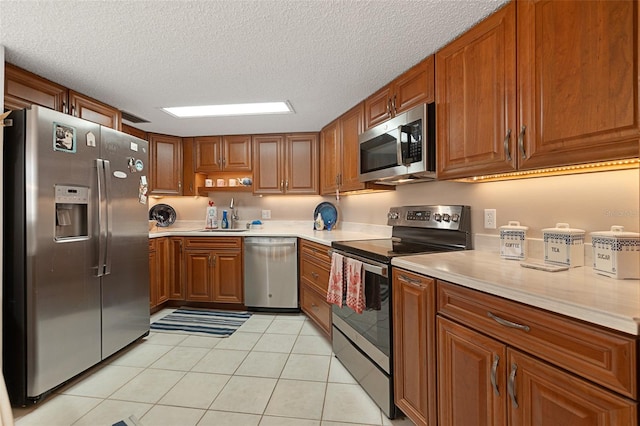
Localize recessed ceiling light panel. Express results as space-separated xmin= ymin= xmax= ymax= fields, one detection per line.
xmin=162 ymin=101 xmax=294 ymax=118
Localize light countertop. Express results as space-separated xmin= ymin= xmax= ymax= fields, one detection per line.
xmin=149 ymin=220 xmax=391 ymax=246
xmin=392 ymin=250 xmax=640 ymax=336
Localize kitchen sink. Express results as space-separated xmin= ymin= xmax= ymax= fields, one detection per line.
xmin=193 ymin=228 xmax=247 ymax=232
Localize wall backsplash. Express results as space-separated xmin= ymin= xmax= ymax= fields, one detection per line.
xmin=150 ymin=168 xmax=639 ymax=240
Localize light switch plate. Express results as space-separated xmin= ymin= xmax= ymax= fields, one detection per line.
xmin=261 ymin=210 xmax=271 ymax=219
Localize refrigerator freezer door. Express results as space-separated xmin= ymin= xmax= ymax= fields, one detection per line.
xmin=26 ymin=106 xmax=103 ymax=398
xmin=99 ymin=127 xmax=150 ymax=358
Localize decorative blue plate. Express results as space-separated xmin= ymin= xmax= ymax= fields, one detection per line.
xmin=149 ymin=204 xmax=176 ymax=227
xmin=313 ymin=202 xmax=338 ymax=230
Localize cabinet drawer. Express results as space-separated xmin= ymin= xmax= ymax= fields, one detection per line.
xmin=437 ymin=281 xmax=637 ymax=399
xmin=184 ymin=237 xmax=242 ymax=249
xmin=300 ymin=257 xmax=330 ymax=294
xmin=299 ymin=239 xmax=331 ymax=266
xmin=300 ymin=283 xmax=331 ymax=336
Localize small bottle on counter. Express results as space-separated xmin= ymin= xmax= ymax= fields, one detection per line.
xmin=221 ymin=210 xmax=229 ymax=229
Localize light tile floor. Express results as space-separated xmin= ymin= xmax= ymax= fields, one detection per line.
xmin=13 ymin=309 xmax=416 ymax=426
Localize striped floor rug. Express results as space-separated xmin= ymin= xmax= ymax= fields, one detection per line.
xmin=150 ymin=308 xmax=252 ymax=337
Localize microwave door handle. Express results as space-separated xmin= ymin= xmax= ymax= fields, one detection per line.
xmin=396 ymin=125 xmax=404 ymax=166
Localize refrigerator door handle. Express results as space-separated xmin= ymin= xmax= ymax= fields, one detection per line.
xmin=96 ymin=159 xmax=113 ymax=276
xmin=103 ymin=159 xmax=113 ymax=275
xmin=96 ymin=159 xmax=108 ymax=277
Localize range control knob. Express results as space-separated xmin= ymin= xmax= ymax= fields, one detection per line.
xmin=434 ymin=213 xmax=442 ymax=222
xmin=443 ymin=213 xmax=451 ymax=222
xmin=388 ymin=211 xmax=399 ymax=220
xmin=451 ymin=213 xmax=460 ymax=223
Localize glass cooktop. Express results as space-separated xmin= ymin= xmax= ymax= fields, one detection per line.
xmin=331 ymin=238 xmax=453 ymax=264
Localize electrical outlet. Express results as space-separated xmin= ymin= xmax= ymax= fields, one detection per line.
xmin=261 ymin=209 xmax=271 ymax=219
xmin=484 ymin=209 xmax=497 ymax=229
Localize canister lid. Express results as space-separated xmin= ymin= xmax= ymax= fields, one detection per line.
xmin=500 ymin=221 xmax=528 ymax=231
xmin=542 ymin=223 xmax=585 ymax=235
xmin=591 ymin=225 xmax=639 ymax=239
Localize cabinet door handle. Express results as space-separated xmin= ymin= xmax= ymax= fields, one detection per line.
xmin=508 ymin=363 xmax=518 ymax=408
xmin=62 ymin=101 xmax=68 ymax=114
xmin=503 ymin=128 xmax=512 ymax=161
xmin=311 ymin=271 xmax=319 ymax=279
xmin=518 ymin=125 xmax=527 ymax=159
xmin=392 ymin=94 xmax=397 ymax=114
xmin=71 ymin=105 xmax=77 ymax=117
xmin=217 ymin=158 xmax=222 ymax=167
xmin=490 ymin=354 xmax=500 ymax=396
xmin=280 ymin=180 xmax=285 ymax=191
xmin=487 ymin=312 xmax=530 ymax=332
xmin=285 ymin=180 xmax=289 ymax=190
xmin=387 ymin=98 xmax=392 ymax=115
xmin=397 ymin=273 xmax=423 ymax=287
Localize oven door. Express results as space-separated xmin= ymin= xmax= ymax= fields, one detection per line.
xmin=330 ymin=254 xmax=391 ymax=374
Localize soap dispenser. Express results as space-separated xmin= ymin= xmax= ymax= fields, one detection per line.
xmin=221 ymin=210 xmax=229 ymax=229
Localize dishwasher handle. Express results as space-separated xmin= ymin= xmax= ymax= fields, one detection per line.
xmin=245 ymin=241 xmax=297 ymax=247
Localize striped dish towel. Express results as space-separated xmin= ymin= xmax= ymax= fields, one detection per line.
xmin=326 ymin=252 xmax=344 ymax=306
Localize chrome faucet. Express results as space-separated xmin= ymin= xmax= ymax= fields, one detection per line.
xmin=229 ymin=197 xmax=239 ymax=229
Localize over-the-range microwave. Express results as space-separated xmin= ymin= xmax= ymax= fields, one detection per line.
xmin=358 ymin=102 xmax=435 ymax=185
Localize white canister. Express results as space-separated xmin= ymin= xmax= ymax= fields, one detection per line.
xmin=591 ymin=226 xmax=639 ymax=279
xmin=542 ymin=223 xmax=585 ymax=267
xmin=500 ymin=221 xmax=528 ymax=260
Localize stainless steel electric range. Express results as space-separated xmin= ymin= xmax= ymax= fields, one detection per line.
xmin=330 ymin=205 xmax=472 ymax=419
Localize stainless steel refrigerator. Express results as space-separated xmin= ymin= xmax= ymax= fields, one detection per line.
xmin=3 ymin=105 xmax=150 ymax=406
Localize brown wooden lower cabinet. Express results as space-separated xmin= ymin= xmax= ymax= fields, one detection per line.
xmin=392 ymin=268 xmax=436 ymax=426
xmin=184 ymin=237 xmax=243 ymax=304
xmin=298 ymin=239 xmax=332 ymax=337
xmin=168 ymin=237 xmax=185 ymax=300
xmin=436 ymin=280 xmax=638 ymax=426
xmin=149 ymin=237 xmax=169 ymax=308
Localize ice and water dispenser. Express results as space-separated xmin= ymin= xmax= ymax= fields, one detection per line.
xmin=54 ymin=185 xmax=89 ymax=240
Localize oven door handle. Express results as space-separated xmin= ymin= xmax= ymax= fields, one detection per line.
xmin=330 ymin=249 xmax=388 ymax=277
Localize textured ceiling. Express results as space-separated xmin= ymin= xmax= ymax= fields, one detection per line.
xmin=1 ymin=0 xmax=507 ymax=137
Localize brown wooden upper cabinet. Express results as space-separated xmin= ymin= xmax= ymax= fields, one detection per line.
xmin=253 ymin=133 xmax=319 ymax=195
xmin=436 ymin=0 xmax=640 ymax=180
xmin=148 ymin=133 xmax=183 ymax=195
xmin=4 ymin=63 xmax=68 ymax=112
xmin=122 ymin=124 xmax=147 ymax=141
xmin=321 ymin=103 xmax=373 ymax=194
xmin=68 ymin=90 xmax=122 ymax=131
xmin=364 ymin=56 xmax=435 ymax=130
xmin=4 ymin=63 xmax=122 ymax=130
xmin=194 ymin=135 xmax=252 ymax=173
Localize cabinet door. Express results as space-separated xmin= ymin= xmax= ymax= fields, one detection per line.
xmin=168 ymin=237 xmax=185 ymax=300
xmin=182 ymin=137 xmax=205 ymax=196
xmin=122 ymin=124 xmax=147 ymax=140
xmin=149 ymin=133 xmax=183 ymax=195
xmin=155 ymin=237 xmax=170 ymax=305
xmin=68 ymin=90 xmax=122 ymax=130
xmin=436 ymin=2 xmax=517 ymax=179
xmin=437 ymin=317 xmax=507 ymax=426
xmin=320 ymin=120 xmax=340 ymax=195
xmin=339 ymin=103 xmax=365 ymax=192
xmin=185 ymin=250 xmax=214 ymax=301
xmin=285 ymin=133 xmax=318 ymax=194
xmin=517 ymin=0 xmax=640 ymax=170
xmin=149 ymin=240 xmax=157 ymax=308
xmin=392 ymin=269 xmax=437 ymax=426
xmin=393 ymin=56 xmax=435 ymax=115
xmin=223 ymin=135 xmax=252 ymax=171
xmin=195 ymin=136 xmax=223 ymax=172
xmin=4 ymin=63 xmax=68 ymax=112
xmin=253 ymin=134 xmax=284 ymax=194
xmin=364 ymin=85 xmax=393 ymax=129
xmin=212 ymin=249 xmax=243 ymax=304
xmin=508 ymin=349 xmax=637 ymax=426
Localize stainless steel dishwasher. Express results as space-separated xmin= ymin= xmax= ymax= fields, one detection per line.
xmin=244 ymin=237 xmax=299 ymax=311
